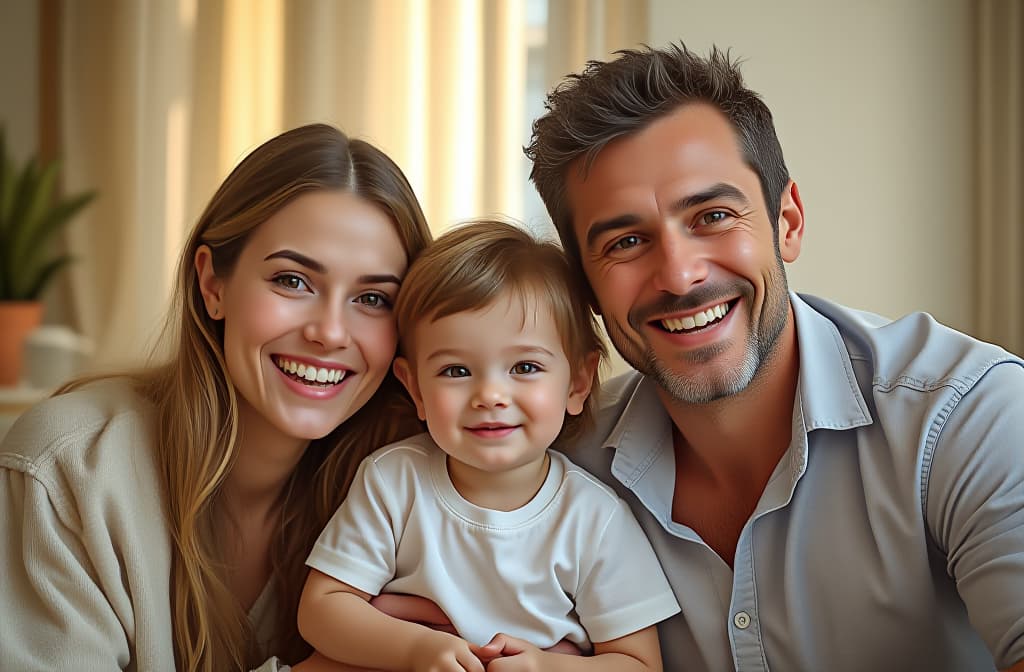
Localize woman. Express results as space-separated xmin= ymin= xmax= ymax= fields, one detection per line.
xmin=0 ymin=124 xmax=431 ymax=671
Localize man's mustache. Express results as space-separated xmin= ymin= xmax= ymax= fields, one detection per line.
xmin=628 ymin=280 xmax=753 ymax=331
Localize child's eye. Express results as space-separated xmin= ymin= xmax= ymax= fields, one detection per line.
xmin=511 ymin=362 xmax=541 ymax=375
xmin=440 ymin=365 xmax=471 ymax=378
xmin=274 ymin=274 xmax=310 ymax=292
xmin=356 ymin=292 xmax=391 ymax=309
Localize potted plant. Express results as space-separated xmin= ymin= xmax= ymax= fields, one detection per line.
xmin=0 ymin=128 xmax=95 ymax=386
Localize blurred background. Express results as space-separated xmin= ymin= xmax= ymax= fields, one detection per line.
xmin=0 ymin=0 xmax=1021 ymax=417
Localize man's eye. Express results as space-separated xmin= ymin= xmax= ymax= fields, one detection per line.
xmin=274 ymin=274 xmax=309 ymax=291
xmin=511 ymin=362 xmax=540 ymax=375
xmin=440 ymin=366 xmax=470 ymax=378
xmin=611 ymin=235 xmax=642 ymax=251
xmin=701 ymin=211 xmax=729 ymax=226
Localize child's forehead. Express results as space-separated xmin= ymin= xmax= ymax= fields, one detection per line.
xmin=442 ymin=285 xmax=553 ymax=323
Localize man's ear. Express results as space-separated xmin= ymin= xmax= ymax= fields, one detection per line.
xmin=195 ymin=245 xmax=225 ymax=320
xmin=777 ymin=179 xmax=805 ymax=264
xmin=393 ymin=356 xmax=427 ymax=421
xmin=566 ymin=351 xmax=600 ymax=416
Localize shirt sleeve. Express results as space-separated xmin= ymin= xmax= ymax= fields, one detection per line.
xmin=305 ymin=456 xmax=400 ymax=595
xmin=572 ymin=498 xmax=681 ymax=643
xmin=926 ymin=361 xmax=1024 ymax=670
xmin=0 ymin=461 xmax=132 ymax=670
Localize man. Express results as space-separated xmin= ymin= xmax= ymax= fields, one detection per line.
xmin=525 ymin=43 xmax=1024 ymax=672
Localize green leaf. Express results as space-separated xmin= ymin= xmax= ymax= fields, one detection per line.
xmin=0 ymin=129 xmax=95 ymax=301
xmin=14 ymin=189 xmax=95 ymax=274
xmin=15 ymin=254 xmax=74 ymax=301
xmin=0 ymin=129 xmax=11 ymax=227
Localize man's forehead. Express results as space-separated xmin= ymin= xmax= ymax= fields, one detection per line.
xmin=565 ymin=104 xmax=749 ymax=215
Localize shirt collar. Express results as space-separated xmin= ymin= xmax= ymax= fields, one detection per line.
xmin=603 ymin=374 xmax=674 ymax=487
xmin=791 ymin=292 xmax=872 ymax=432
xmin=602 ymin=291 xmax=872 ymax=467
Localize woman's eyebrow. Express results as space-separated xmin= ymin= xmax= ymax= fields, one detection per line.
xmin=359 ymin=274 xmax=401 ymax=285
xmin=264 ymin=249 xmax=325 ymax=273
xmin=265 ymin=251 xmax=401 ymax=285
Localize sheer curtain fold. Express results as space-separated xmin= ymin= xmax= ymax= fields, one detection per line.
xmin=61 ymin=0 xmax=198 ymax=368
xmin=544 ymin=0 xmax=649 ymax=91
xmin=58 ymin=0 xmax=533 ymax=368
xmin=975 ymin=0 xmax=1024 ymax=355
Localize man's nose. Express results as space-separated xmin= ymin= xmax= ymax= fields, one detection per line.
xmin=652 ymin=229 xmax=709 ymax=295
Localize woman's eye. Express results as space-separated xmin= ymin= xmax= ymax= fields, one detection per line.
xmin=611 ymin=235 xmax=642 ymax=251
xmin=440 ymin=365 xmax=470 ymax=378
xmin=511 ymin=362 xmax=540 ymax=375
xmin=357 ymin=292 xmax=391 ymax=309
xmin=274 ymin=274 xmax=309 ymax=291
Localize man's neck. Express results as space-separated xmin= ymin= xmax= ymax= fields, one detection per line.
xmin=659 ymin=311 xmax=800 ymax=567
xmin=662 ymin=310 xmax=801 ymax=498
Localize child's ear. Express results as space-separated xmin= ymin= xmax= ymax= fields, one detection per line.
xmin=566 ymin=351 xmax=600 ymax=416
xmin=393 ymin=357 xmax=427 ymax=421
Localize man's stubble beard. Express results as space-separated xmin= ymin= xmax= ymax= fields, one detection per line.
xmin=604 ymin=259 xmax=790 ymax=405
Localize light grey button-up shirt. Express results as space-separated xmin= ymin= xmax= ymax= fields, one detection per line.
xmin=563 ymin=293 xmax=1024 ymax=671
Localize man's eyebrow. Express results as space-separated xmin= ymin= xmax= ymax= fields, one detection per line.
xmin=584 ymin=183 xmax=751 ymax=250
xmin=585 ymin=214 xmax=643 ymax=250
xmin=669 ymin=183 xmax=751 ymax=213
xmin=264 ymin=250 xmax=326 ymax=274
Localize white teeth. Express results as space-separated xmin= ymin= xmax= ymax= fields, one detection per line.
xmin=274 ymin=357 xmax=346 ymax=385
xmin=660 ymin=301 xmax=731 ymax=333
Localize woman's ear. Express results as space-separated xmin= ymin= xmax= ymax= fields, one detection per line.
xmin=566 ymin=351 xmax=600 ymax=416
xmin=194 ymin=245 xmax=225 ymax=320
xmin=393 ymin=357 xmax=427 ymax=421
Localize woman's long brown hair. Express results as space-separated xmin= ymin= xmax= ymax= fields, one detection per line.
xmin=66 ymin=124 xmax=430 ymax=671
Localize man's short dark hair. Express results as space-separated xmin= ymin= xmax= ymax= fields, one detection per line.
xmin=526 ymin=42 xmax=790 ymax=275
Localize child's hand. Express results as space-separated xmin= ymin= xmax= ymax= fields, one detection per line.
xmin=469 ymin=634 xmax=545 ymax=672
xmin=410 ymin=629 xmax=486 ymax=672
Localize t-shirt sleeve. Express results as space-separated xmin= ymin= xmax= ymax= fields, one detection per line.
xmin=305 ymin=456 xmax=400 ymax=595
xmin=0 ymin=459 xmax=132 ymax=669
xmin=925 ymin=361 xmax=1024 ymax=670
xmin=572 ymin=498 xmax=681 ymax=643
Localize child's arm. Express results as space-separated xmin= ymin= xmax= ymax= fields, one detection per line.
xmin=472 ymin=627 xmax=661 ymax=672
xmin=298 ymin=569 xmax=486 ymax=672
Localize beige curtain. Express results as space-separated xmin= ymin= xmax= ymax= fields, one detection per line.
xmin=545 ymin=0 xmax=649 ymax=90
xmin=58 ymin=0 xmax=529 ymax=368
xmin=975 ymin=0 xmax=1024 ymax=356
xmin=543 ymin=0 xmax=649 ymax=379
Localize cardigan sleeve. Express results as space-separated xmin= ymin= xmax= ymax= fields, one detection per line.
xmin=1 ymin=457 xmax=134 ymax=669
xmin=0 ymin=382 xmax=176 ymax=670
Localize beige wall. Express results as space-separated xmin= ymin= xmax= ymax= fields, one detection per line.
xmin=0 ymin=0 xmax=39 ymax=161
xmin=649 ymin=0 xmax=974 ymax=333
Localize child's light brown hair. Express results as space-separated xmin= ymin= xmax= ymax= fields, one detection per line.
xmin=395 ymin=219 xmax=606 ymax=445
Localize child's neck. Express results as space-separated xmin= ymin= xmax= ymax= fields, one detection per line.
xmin=447 ymin=452 xmax=551 ymax=512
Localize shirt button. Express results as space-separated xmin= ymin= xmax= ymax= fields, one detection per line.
xmin=733 ymin=611 xmax=751 ymax=629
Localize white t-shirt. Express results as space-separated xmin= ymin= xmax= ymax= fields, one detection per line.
xmin=307 ymin=432 xmax=680 ymax=650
